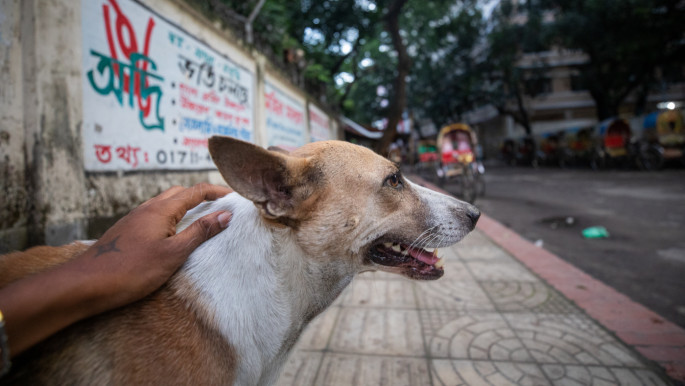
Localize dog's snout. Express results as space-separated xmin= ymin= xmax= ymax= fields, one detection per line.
xmin=466 ymin=205 xmax=480 ymax=227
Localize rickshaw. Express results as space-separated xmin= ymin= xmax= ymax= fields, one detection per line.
xmin=560 ymin=127 xmax=595 ymax=168
xmin=500 ymin=135 xmax=538 ymax=167
xmin=414 ymin=139 xmax=439 ymax=179
xmin=636 ymin=109 xmax=685 ymax=170
xmin=500 ymin=137 xmax=516 ymax=166
xmin=436 ymin=123 xmax=484 ymax=203
xmin=591 ymin=118 xmax=638 ymax=169
xmin=644 ymin=109 xmax=685 ymax=169
xmin=537 ymin=131 xmax=570 ymax=168
xmin=517 ymin=135 xmax=538 ymax=167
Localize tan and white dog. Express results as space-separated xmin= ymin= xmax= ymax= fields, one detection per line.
xmin=0 ymin=136 xmax=479 ymax=385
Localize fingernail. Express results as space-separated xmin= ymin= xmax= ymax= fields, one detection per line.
xmin=218 ymin=211 xmax=232 ymax=228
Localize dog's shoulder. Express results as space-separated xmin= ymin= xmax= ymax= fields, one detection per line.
xmin=0 ymin=242 xmax=90 ymax=287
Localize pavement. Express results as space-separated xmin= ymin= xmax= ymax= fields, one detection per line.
xmin=275 ymin=176 xmax=685 ymax=386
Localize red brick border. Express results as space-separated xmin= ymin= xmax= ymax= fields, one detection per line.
xmin=412 ymin=175 xmax=685 ymax=383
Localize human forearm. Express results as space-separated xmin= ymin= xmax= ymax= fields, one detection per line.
xmin=0 ymin=259 xmax=104 ymax=357
xmin=0 ymin=184 xmax=233 ymax=359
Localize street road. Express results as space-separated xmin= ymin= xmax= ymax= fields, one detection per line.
xmin=443 ymin=165 xmax=685 ymax=328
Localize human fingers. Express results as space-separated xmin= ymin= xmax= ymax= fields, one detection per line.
xmin=156 ymin=185 xmax=187 ymax=200
xmin=166 ymin=183 xmax=233 ymax=218
xmin=138 ymin=185 xmax=186 ymax=208
xmin=168 ymin=210 xmax=232 ymax=258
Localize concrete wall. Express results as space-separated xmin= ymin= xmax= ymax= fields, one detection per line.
xmin=0 ymin=0 xmax=340 ymax=252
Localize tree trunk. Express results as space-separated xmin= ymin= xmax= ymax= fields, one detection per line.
xmin=494 ymin=81 xmax=532 ymax=135
xmin=375 ymin=0 xmax=410 ymax=157
xmin=633 ymin=76 xmax=652 ymax=117
xmin=513 ymin=84 xmax=532 ymax=135
xmin=590 ymin=88 xmax=618 ymax=121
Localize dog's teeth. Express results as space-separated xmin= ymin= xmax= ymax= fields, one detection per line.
xmin=392 ymin=244 xmax=402 ymax=253
xmin=433 ymin=249 xmax=439 ymax=257
xmin=383 ymin=242 xmax=394 ymax=249
xmin=435 ymin=258 xmax=444 ymax=269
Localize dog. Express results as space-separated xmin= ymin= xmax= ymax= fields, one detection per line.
xmin=0 ymin=136 xmax=479 ymax=385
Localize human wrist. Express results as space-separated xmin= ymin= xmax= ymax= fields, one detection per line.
xmin=0 ymin=309 xmax=10 ymax=377
xmin=55 ymin=255 xmax=126 ymax=320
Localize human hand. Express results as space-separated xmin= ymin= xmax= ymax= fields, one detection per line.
xmin=78 ymin=183 xmax=233 ymax=313
xmin=0 ymin=184 xmax=233 ymax=358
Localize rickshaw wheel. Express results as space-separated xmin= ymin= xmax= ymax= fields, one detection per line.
xmin=590 ymin=149 xmax=605 ymax=171
xmin=637 ymin=146 xmax=663 ymax=171
xmin=476 ymin=174 xmax=486 ymax=197
xmin=436 ymin=166 xmax=446 ymax=187
xmin=458 ymin=164 xmax=477 ymax=203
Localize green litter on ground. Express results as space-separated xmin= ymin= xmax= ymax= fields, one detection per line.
xmin=582 ymin=226 xmax=610 ymax=239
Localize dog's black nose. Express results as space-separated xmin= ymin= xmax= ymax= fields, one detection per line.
xmin=467 ymin=206 xmax=481 ymax=226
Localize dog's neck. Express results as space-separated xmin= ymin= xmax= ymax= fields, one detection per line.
xmin=175 ymin=193 xmax=354 ymax=384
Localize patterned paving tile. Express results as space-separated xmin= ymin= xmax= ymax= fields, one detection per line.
xmin=540 ymin=364 xmax=671 ymax=385
xmin=454 ymin=229 xmax=492 ymax=249
xmin=456 ymin=244 xmax=518 ymax=263
xmin=439 ymin=260 xmax=474 ymax=279
xmin=295 ymin=305 xmax=339 ymax=350
xmin=431 ymin=359 xmax=549 ymax=386
xmin=481 ymin=281 xmax=579 ymax=313
xmin=504 ymin=314 xmax=645 ymax=367
xmin=328 ymin=308 xmax=426 ymax=356
xmin=439 ymin=245 xmax=461 ymax=261
xmin=466 ymin=261 xmax=539 ymax=282
xmin=421 ymin=310 xmax=532 ymax=362
xmin=313 ymin=353 xmax=431 ymax=385
xmin=276 ymin=218 xmax=669 ymax=386
xmin=357 ymin=270 xmax=407 ymax=281
xmin=453 ymin=230 xmax=518 ymax=263
xmin=275 ymin=351 xmax=323 ymax=386
xmin=340 ymin=277 xmax=417 ymax=309
xmin=415 ymin=274 xmax=495 ymax=312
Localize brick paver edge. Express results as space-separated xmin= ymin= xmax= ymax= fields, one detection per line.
xmin=410 ymin=174 xmax=685 ymax=383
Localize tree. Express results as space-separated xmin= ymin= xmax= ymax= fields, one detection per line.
xmin=286 ymin=0 xmax=488 ymax=155
xmin=482 ymin=0 xmax=551 ymax=135
xmin=189 ymin=0 xmax=502 ymax=151
xmin=287 ymin=0 xmax=412 ymax=155
xmin=375 ymin=0 xmax=410 ymax=155
xmin=405 ymin=1 xmax=486 ymax=130
xmin=285 ymin=0 xmax=384 ymax=106
xmin=542 ymin=0 xmax=685 ymax=120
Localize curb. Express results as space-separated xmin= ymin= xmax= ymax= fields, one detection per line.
xmin=411 ymin=174 xmax=685 ymax=383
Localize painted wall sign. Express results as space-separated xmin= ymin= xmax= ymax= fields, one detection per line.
xmin=308 ymin=103 xmax=333 ymax=142
xmin=264 ymin=80 xmax=307 ymax=151
xmin=82 ymin=0 xmax=254 ymax=171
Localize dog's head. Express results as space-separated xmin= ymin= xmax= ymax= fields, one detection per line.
xmin=209 ymin=136 xmax=479 ymax=280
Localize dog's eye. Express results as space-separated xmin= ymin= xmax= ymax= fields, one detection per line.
xmin=385 ymin=173 xmax=402 ymax=189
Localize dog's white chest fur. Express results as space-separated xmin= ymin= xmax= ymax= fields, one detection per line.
xmin=178 ymin=193 xmax=350 ymax=385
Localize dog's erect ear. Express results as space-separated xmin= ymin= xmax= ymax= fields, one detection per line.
xmin=209 ymin=136 xmax=314 ymax=220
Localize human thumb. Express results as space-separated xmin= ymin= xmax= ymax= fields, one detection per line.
xmin=172 ymin=211 xmax=232 ymax=256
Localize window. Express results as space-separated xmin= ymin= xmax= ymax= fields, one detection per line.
xmin=570 ymin=75 xmax=586 ymax=91
xmin=525 ymin=77 xmax=552 ymax=96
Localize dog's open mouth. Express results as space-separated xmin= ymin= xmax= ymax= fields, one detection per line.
xmin=368 ymin=241 xmax=444 ymax=280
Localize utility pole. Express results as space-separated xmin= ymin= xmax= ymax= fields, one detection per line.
xmin=245 ymin=0 xmax=266 ymax=45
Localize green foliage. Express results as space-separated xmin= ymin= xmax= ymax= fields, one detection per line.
xmin=303 ymin=63 xmax=332 ymax=83
xmin=186 ymin=0 xmax=684 ymax=134
xmin=405 ymin=1 xmax=488 ymax=127
xmin=540 ymin=0 xmax=684 ymax=119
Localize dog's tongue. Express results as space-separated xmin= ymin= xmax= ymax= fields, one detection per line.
xmin=407 ymin=246 xmax=439 ymax=265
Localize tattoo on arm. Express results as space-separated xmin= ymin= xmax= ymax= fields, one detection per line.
xmin=94 ymin=236 xmax=122 ymax=257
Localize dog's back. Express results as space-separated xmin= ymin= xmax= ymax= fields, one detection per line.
xmin=0 ymin=244 xmax=238 ymax=385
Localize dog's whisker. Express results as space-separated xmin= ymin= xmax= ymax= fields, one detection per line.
xmin=404 ymin=225 xmax=439 ymax=254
